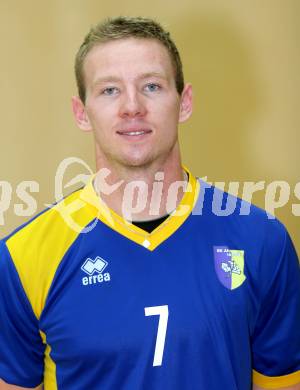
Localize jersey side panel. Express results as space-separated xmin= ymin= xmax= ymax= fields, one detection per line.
xmin=3 ymin=189 xmax=98 ymax=388
xmin=40 ymin=330 xmax=57 ymax=390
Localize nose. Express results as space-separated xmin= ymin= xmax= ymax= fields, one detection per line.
xmin=118 ymin=88 xmax=147 ymax=119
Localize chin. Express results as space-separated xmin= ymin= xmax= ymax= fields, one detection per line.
xmin=118 ymin=152 xmax=155 ymax=168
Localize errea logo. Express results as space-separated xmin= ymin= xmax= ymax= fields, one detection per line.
xmin=81 ymin=256 xmax=111 ymax=286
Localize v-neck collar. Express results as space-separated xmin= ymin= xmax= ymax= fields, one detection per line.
xmin=80 ymin=166 xmax=200 ymax=251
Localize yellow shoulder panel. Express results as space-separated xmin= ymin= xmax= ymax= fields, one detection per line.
xmin=6 ymin=188 xmax=97 ymax=319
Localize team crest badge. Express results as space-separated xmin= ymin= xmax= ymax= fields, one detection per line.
xmin=213 ymin=246 xmax=246 ymax=290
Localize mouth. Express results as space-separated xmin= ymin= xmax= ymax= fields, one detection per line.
xmin=116 ymin=128 xmax=152 ymax=139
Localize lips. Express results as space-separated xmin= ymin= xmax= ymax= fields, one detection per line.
xmin=116 ymin=128 xmax=152 ymax=137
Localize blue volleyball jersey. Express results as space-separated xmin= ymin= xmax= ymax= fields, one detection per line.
xmin=0 ymin=168 xmax=300 ymax=389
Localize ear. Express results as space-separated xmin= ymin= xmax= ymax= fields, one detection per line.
xmin=71 ymin=96 xmax=92 ymax=132
xmin=178 ymin=83 xmax=193 ymax=123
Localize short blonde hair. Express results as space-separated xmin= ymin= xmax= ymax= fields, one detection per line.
xmin=75 ymin=16 xmax=184 ymax=102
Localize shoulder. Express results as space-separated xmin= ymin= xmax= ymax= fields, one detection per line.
xmin=194 ymin=179 xmax=299 ymax=305
xmin=195 ymin=177 xmax=288 ymax=238
xmin=0 ymin=186 xmax=96 ymax=319
xmin=2 ymin=185 xmax=94 ymax=249
xmin=194 ymin=179 xmax=294 ymax=275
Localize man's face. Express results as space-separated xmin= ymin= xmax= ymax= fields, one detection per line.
xmin=73 ymin=37 xmax=192 ymax=170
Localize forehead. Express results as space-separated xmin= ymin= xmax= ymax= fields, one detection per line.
xmin=83 ymin=37 xmax=175 ymax=85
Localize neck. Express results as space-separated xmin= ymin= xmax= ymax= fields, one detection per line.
xmin=93 ymin=149 xmax=187 ymax=222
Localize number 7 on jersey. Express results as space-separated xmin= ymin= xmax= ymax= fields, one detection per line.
xmin=144 ymin=305 xmax=169 ymax=367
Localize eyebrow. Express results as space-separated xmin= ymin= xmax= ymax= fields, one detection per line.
xmin=92 ymin=72 xmax=168 ymax=88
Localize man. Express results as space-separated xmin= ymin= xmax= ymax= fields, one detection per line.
xmin=0 ymin=16 xmax=299 ymax=390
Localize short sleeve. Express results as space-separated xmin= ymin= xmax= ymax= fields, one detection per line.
xmin=0 ymin=239 xmax=45 ymax=387
xmin=252 ymin=221 xmax=300 ymax=388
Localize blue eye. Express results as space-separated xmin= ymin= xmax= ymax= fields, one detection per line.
xmin=102 ymin=87 xmax=118 ymax=95
xmin=145 ymin=83 xmax=161 ymax=92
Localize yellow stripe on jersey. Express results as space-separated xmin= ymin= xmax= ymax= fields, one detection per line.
xmin=253 ymin=369 xmax=300 ymax=388
xmin=6 ymin=189 xmax=97 ymax=320
xmin=40 ymin=330 xmax=57 ymax=390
